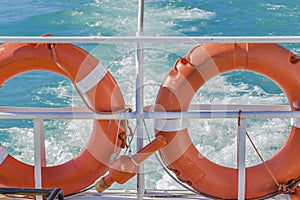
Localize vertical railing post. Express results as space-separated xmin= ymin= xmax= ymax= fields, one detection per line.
xmin=237 ymin=115 xmax=247 ymax=200
xmin=34 ymin=118 xmax=46 ymax=200
xmin=136 ymin=0 xmax=145 ymax=199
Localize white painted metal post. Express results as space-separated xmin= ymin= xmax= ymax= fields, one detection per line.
xmin=136 ymin=0 xmax=145 ymax=199
xmin=237 ymin=116 xmax=247 ymax=200
xmin=34 ymin=118 xmax=46 ymax=200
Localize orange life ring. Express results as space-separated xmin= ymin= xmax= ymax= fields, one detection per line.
xmin=0 ymin=42 xmax=126 ymax=195
xmin=155 ymin=43 xmax=300 ymax=199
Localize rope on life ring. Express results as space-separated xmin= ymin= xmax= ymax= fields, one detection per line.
xmin=155 ymin=43 xmax=300 ymax=199
xmin=0 ymin=39 xmax=126 ymax=195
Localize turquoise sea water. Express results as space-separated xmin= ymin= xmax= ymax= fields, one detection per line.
xmin=0 ymin=0 xmax=300 ymax=193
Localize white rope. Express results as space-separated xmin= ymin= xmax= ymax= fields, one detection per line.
xmin=130 ymin=156 xmax=139 ymax=166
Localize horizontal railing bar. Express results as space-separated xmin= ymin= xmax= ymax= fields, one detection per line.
xmin=0 ymin=104 xmax=290 ymax=113
xmin=0 ymin=111 xmax=135 ymax=119
xmin=0 ymin=105 xmax=293 ymax=119
xmin=0 ymin=36 xmax=300 ymax=44
xmin=0 ymin=110 xmax=298 ymax=120
xmin=144 ymin=111 xmax=300 ymax=119
xmin=0 ymin=106 xmax=89 ymax=112
xmin=188 ymin=104 xmax=290 ymax=111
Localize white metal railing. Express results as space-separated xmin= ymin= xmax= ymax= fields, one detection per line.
xmin=0 ymin=105 xmax=296 ymax=120
xmin=136 ymin=1 xmax=145 ymax=197
xmin=0 ymin=104 xmax=298 ymax=200
xmin=0 ymin=36 xmax=300 ymax=44
xmin=0 ymin=35 xmax=299 ymax=200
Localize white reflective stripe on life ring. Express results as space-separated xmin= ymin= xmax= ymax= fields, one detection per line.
xmin=0 ymin=145 xmax=8 ymax=165
xmin=76 ymin=63 xmax=108 ymax=93
xmin=291 ymin=118 xmax=300 ymax=129
xmin=130 ymin=156 xmax=139 ymax=166
xmin=155 ymin=118 xmax=190 ymax=132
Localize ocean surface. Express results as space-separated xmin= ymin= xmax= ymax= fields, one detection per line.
xmin=0 ymin=0 xmax=300 ymax=196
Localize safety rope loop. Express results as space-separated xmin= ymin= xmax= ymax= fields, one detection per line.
xmin=242 ymin=114 xmax=300 ymax=196
xmin=245 ymin=132 xmax=282 ymax=189
xmin=118 ymin=120 xmax=132 ymax=149
xmin=50 ymin=44 xmax=132 ymax=115
xmin=118 ymin=132 xmax=127 ymax=149
xmin=50 ymin=44 xmax=137 ymax=164
xmin=124 ymin=120 xmax=135 ymax=154
xmin=50 ymin=43 xmax=96 ymax=114
xmin=240 ymin=110 xmax=300 ymax=196
xmin=112 ymin=119 xmax=135 ymax=161
xmin=278 ymin=183 xmax=297 ymax=195
xmin=246 ymin=132 xmax=300 ymax=196
xmin=278 ymin=176 xmax=300 ymax=195
xmin=111 ymin=119 xmax=123 ymax=162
